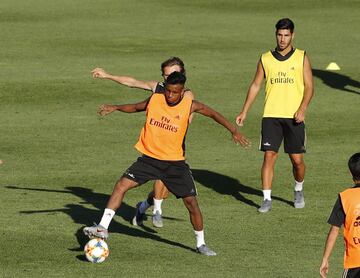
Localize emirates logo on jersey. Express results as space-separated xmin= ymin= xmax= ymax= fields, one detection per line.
xmin=149 ymin=116 xmax=179 ymax=133
xmin=270 ymin=71 xmax=294 ymax=84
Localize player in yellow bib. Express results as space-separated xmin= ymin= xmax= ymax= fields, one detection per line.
xmin=91 ymin=57 xmax=193 ymax=227
xmin=84 ymin=71 xmax=250 ymax=256
xmin=236 ymin=18 xmax=314 ymax=213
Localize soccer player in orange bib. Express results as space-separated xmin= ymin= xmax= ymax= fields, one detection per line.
xmin=84 ymin=71 xmax=250 ymax=255
xmin=91 ymin=57 xmax=193 ymax=228
xmin=320 ymin=153 xmax=360 ymax=278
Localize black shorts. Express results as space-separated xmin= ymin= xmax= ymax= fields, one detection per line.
xmin=343 ymin=267 xmax=360 ymax=278
xmin=122 ymin=155 xmax=197 ymax=198
xmin=260 ymin=118 xmax=306 ymax=153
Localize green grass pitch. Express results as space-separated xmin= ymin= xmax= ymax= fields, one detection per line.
xmin=1 ymin=0 xmax=359 ymax=277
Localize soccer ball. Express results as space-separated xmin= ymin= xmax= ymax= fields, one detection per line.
xmin=84 ymin=238 xmax=109 ymax=263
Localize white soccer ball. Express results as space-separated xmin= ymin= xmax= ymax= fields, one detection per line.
xmin=84 ymin=238 xmax=109 ymax=263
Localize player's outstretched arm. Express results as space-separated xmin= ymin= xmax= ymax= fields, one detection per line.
xmin=98 ymin=98 xmax=150 ymax=116
xmin=191 ymin=100 xmax=250 ymax=148
xmin=236 ymin=60 xmax=264 ymax=127
xmin=319 ymin=225 xmax=340 ymax=278
xmin=91 ymin=68 xmax=158 ymax=92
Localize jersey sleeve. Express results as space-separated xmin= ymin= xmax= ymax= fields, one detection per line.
xmin=327 ymin=195 xmax=345 ymax=227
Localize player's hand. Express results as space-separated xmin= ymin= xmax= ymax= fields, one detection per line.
xmin=236 ymin=112 xmax=247 ymax=127
xmin=294 ymin=108 xmax=306 ymax=123
xmin=232 ymin=129 xmax=251 ymax=148
xmin=319 ymin=260 xmax=329 ymax=278
xmin=98 ymin=105 xmax=117 ymax=116
xmin=92 ymin=68 xmax=109 ymax=79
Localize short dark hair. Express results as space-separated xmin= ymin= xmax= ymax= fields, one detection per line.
xmin=165 ymin=71 xmax=186 ymax=86
xmin=349 ymin=153 xmax=360 ymax=182
xmin=161 ymin=57 xmax=186 ymax=75
xmin=276 ymin=18 xmax=295 ymax=33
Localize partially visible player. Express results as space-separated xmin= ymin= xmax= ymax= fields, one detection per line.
xmin=320 ymin=153 xmax=360 ymax=278
xmin=235 ymin=18 xmax=314 ymax=213
xmin=92 ymin=57 xmax=193 ymax=227
xmin=84 ymin=71 xmax=250 ymax=256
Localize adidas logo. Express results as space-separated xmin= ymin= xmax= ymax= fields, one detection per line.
xmin=263 ymin=142 xmax=271 ymax=146
xmin=353 ymin=216 xmax=360 ymax=227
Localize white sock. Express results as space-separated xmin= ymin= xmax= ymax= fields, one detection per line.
xmin=295 ymin=180 xmax=304 ymax=191
xmin=153 ymin=198 xmax=163 ymax=215
xmin=194 ymin=230 xmax=205 ymax=248
xmin=99 ymin=208 xmax=115 ymax=229
xmin=139 ymin=200 xmax=151 ymax=214
xmin=263 ymin=190 xmax=272 ymax=201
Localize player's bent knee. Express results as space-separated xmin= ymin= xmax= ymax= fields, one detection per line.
xmin=293 ymin=160 xmax=305 ymax=168
xmin=183 ymin=196 xmax=199 ymax=211
xmin=156 ymin=187 xmax=169 ymax=199
xmin=265 ymin=151 xmax=278 ymax=159
xmin=114 ymin=177 xmax=138 ymax=193
xmin=154 ymin=180 xmax=169 ymax=199
xmin=290 ymin=155 xmax=305 ymax=167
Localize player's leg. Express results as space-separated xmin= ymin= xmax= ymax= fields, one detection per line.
xmin=283 ymin=119 xmax=306 ymax=208
xmin=258 ymin=151 xmax=278 ymax=212
xmin=152 ymin=180 xmax=169 ymax=227
xmin=126 ymin=156 xmax=169 ymax=226
xmin=132 ymin=190 xmax=153 ymax=226
xmin=289 ymin=153 xmax=305 ymax=208
xmin=162 ymin=161 xmax=216 ymax=255
xmin=289 ymin=153 xmax=305 ymax=184
xmin=106 ymin=177 xmax=139 ymax=211
xmin=154 ymin=179 xmax=169 ymax=205
xmin=85 ymin=155 xmax=156 ymax=236
xmin=182 ymin=196 xmax=203 ymax=230
xmin=84 ymin=177 xmax=138 ymax=239
xmin=132 ymin=180 xmax=169 ymax=227
xmin=258 ymin=118 xmax=282 ymax=213
xmin=261 ymin=150 xmax=279 ymax=191
xmin=182 ymin=196 xmax=216 ymax=256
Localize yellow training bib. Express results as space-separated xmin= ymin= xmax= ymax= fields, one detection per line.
xmin=261 ymin=49 xmax=305 ymax=118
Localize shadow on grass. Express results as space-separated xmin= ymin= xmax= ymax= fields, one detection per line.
xmin=6 ymin=186 xmax=134 ymax=222
xmin=191 ymin=169 xmax=293 ymax=208
xmin=5 ymin=186 xmax=195 ymax=254
xmin=312 ymin=69 xmax=360 ymax=95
